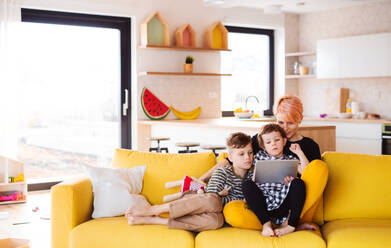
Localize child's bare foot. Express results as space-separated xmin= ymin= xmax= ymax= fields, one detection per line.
xmin=296 ymin=222 xmax=316 ymax=231
xmin=125 ymin=205 xmax=163 ymax=217
xmin=261 ymin=221 xmax=275 ymax=237
xmin=274 ymin=225 xmax=295 ymax=237
xmin=127 ymin=216 xmax=168 ymax=225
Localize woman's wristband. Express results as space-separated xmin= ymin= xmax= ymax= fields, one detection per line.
xmin=226 ymin=157 xmax=233 ymax=165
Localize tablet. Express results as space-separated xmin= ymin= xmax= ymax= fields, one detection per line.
xmin=254 ymin=160 xmax=299 ymax=184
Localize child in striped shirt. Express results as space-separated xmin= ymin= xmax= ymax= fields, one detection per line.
xmin=205 ymin=132 xmax=254 ymax=205
xmin=126 ymin=132 xmax=254 ymax=232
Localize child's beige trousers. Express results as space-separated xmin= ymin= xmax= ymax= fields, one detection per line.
xmin=167 ymin=193 xmax=224 ymax=232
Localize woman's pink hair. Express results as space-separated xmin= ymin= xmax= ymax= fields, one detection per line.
xmin=273 ymin=95 xmax=303 ymax=123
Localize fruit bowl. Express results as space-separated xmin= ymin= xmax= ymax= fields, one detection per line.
xmin=234 ymin=111 xmax=254 ymax=119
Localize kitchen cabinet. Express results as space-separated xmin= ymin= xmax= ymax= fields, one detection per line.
xmin=317 ymin=33 xmax=390 ymax=79
xmin=317 ymin=38 xmax=341 ymax=78
xmin=303 ymin=120 xmax=382 ymax=155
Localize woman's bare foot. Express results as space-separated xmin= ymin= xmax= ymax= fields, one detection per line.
xmin=125 ymin=204 xmax=169 ymax=217
xmin=127 ymin=216 xmax=168 ymax=226
xmin=296 ymin=222 xmax=316 ymax=231
xmin=261 ymin=221 xmax=275 ymax=237
xmin=274 ymin=225 xmax=295 ymax=237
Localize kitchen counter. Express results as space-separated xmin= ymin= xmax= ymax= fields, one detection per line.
xmin=139 ymin=117 xmax=334 ymax=130
xmin=140 ymin=116 xmax=391 ymax=125
xmin=303 ymin=117 xmax=391 ymax=124
xmin=138 ymin=118 xmax=336 ymax=154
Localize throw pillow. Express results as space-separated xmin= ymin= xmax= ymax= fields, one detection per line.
xmin=223 ymin=200 xmax=262 ymax=230
xmin=83 ymin=165 xmax=150 ymax=218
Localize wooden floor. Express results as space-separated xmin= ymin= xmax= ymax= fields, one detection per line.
xmin=0 ymin=190 xmax=51 ymax=248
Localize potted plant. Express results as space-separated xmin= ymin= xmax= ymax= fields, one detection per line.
xmin=184 ymin=56 xmax=194 ymax=73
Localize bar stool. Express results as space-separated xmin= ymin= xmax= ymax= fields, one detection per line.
xmin=148 ymin=137 xmax=170 ymax=153
xmin=176 ymin=142 xmax=200 ymax=153
xmin=200 ymin=145 xmax=226 ymax=157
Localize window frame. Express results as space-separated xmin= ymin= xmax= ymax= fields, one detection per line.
xmin=21 ymin=8 xmax=132 ymax=190
xmin=221 ymin=26 xmax=274 ymax=117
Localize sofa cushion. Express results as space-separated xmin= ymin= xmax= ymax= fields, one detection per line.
xmin=322 ymin=152 xmax=391 ymax=221
xmin=195 ymin=227 xmax=325 ymax=248
xmin=83 ymin=165 xmax=149 ymax=218
xmin=111 ymin=149 xmax=215 ymax=205
xmin=322 ymin=219 xmax=391 ymax=248
xmin=69 ymin=217 xmax=195 ymax=248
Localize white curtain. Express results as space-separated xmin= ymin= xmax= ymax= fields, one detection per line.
xmin=0 ymin=0 xmax=21 ymax=158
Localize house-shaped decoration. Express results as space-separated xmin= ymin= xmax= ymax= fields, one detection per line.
xmin=204 ymin=21 xmax=228 ymax=49
xmin=175 ymin=24 xmax=196 ymax=47
xmin=140 ymin=11 xmax=170 ymax=46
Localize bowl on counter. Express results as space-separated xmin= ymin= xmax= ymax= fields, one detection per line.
xmin=234 ymin=111 xmax=254 ymax=119
xmin=337 ymin=113 xmax=353 ymax=119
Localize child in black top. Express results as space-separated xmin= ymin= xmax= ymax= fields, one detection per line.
xmin=242 ymin=123 xmax=307 ymax=237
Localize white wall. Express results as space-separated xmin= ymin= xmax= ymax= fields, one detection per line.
xmin=21 ymin=0 xmax=286 ymax=148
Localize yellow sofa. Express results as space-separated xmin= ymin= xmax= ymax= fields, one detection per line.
xmin=51 ymin=149 xmax=391 ymax=248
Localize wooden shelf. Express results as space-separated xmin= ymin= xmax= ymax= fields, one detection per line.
xmin=0 ymin=200 xmax=26 ymax=205
xmin=138 ymin=44 xmax=231 ymax=52
xmin=0 ymin=182 xmax=26 ymax=186
xmin=139 ymin=71 xmax=232 ymax=77
xmin=285 ymin=74 xmax=316 ymax=79
xmin=285 ymin=52 xmax=316 ymax=57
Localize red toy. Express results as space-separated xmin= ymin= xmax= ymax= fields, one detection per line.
xmin=163 ymin=175 xmax=205 ymax=202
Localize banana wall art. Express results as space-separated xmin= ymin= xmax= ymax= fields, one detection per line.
xmin=169 ymin=106 xmax=201 ymax=120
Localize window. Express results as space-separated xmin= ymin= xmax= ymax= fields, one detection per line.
xmin=221 ymin=26 xmax=274 ymax=116
xmin=18 ymin=9 xmax=131 ymax=187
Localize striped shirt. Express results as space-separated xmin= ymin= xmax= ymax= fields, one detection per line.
xmin=205 ymin=165 xmax=253 ymax=206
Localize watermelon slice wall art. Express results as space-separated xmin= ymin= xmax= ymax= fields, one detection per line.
xmin=141 ymin=87 xmax=171 ymax=120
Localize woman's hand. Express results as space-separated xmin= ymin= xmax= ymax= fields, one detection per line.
xmin=289 ymin=143 xmax=303 ymax=155
xmin=283 ymin=176 xmax=294 ymax=185
xmin=289 ymin=143 xmax=309 ymax=174
xmin=199 ymin=158 xmax=230 ymax=182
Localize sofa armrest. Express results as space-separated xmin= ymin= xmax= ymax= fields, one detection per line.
xmin=51 ymin=176 xmax=93 ymax=248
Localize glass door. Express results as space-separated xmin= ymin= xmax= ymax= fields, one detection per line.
xmin=18 ymin=9 xmax=131 ymax=183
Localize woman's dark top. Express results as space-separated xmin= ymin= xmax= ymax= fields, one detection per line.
xmin=251 ymin=134 xmax=321 ymax=162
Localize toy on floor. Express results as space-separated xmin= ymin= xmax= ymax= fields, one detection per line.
xmin=0 ymin=191 xmax=25 ymax=202
xmin=163 ymin=175 xmax=206 ymax=202
xmin=8 ymin=173 xmax=24 ymax=183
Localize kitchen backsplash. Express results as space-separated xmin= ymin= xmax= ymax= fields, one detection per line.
xmin=285 ymin=0 xmax=391 ymax=120
xmin=138 ymin=77 xmax=221 ymax=120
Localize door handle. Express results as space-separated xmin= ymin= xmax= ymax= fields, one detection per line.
xmin=123 ymin=89 xmax=128 ymax=116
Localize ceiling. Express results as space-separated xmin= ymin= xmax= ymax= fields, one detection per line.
xmin=204 ymin=0 xmax=388 ymax=13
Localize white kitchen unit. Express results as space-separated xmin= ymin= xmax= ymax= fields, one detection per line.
xmin=303 ymin=121 xmax=382 ymax=155
xmin=317 ymin=32 xmax=390 ymax=79
xmin=317 ymin=38 xmax=341 ymax=79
